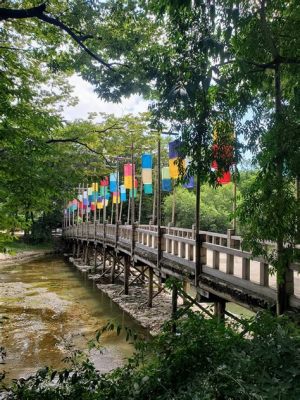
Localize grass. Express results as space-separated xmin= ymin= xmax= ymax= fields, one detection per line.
xmin=1 ymin=239 xmax=54 ymax=254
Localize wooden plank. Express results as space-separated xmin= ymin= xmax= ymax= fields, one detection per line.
xmin=148 ymin=268 xmax=153 ymax=307
xmin=162 ymin=252 xmax=196 ymax=271
xmin=202 ymin=265 xmax=277 ymax=300
xmin=136 ymin=243 xmax=158 ymax=255
xmin=259 ymin=262 xmax=269 ymax=287
xmin=203 ymin=242 xmax=266 ymax=262
xmin=242 ymin=258 xmax=250 ymax=280
xmin=164 ymin=234 xmax=195 ymax=245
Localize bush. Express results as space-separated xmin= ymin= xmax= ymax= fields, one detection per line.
xmin=5 ymin=312 xmax=300 ymax=400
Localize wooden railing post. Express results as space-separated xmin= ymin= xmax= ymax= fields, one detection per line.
xmin=242 ymin=258 xmax=250 ymax=280
xmin=226 ymin=229 xmax=235 ymax=275
xmin=212 ymin=236 xmax=220 ymax=269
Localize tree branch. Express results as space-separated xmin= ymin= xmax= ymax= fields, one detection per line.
xmin=0 ymin=3 xmax=113 ymax=70
xmin=93 ymin=123 xmax=124 ymax=134
xmin=259 ymin=0 xmax=279 ymax=59
xmin=46 ymin=138 xmax=110 ymax=164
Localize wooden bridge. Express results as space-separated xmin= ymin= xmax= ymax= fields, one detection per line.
xmin=63 ymin=222 xmax=300 ymax=319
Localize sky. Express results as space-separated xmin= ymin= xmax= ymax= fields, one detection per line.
xmin=63 ymin=75 xmax=149 ymax=121
xmin=63 ymin=75 xmax=253 ymax=168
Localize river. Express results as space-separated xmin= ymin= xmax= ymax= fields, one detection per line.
xmin=0 ymin=256 xmax=148 ymax=383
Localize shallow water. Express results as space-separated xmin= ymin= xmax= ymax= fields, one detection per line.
xmin=0 ymin=257 xmax=147 ymax=383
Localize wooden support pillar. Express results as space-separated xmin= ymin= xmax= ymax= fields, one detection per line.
xmin=102 ymin=247 xmax=106 ymax=273
xmin=148 ymin=267 xmax=153 ymax=308
xmin=72 ymin=242 xmax=76 ymax=257
xmin=93 ymin=246 xmax=98 ymax=272
xmin=214 ymin=299 xmax=226 ymax=323
xmin=140 ymin=266 xmax=145 ymax=283
xmin=111 ymin=254 xmax=116 ymax=283
xmin=124 ymin=255 xmax=130 ymax=295
xmin=76 ymin=242 xmax=81 ymax=259
xmin=84 ymin=243 xmax=89 ymax=265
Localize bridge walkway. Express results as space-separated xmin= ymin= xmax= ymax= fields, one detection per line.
xmin=63 ymin=223 xmax=300 ymax=317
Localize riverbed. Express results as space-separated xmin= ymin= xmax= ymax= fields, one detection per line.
xmin=0 ymin=256 xmax=147 ymax=383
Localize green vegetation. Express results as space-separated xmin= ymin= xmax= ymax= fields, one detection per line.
xmin=163 ymin=171 xmax=256 ymax=232
xmin=4 ymin=312 xmax=300 ymax=400
xmin=0 ymin=2 xmax=300 ymax=396
xmin=0 ymin=239 xmax=53 ymax=255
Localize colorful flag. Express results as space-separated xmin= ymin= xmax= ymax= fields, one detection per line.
xmin=120 ymin=185 xmax=127 ymax=202
xmin=100 ymin=177 xmax=109 ymax=186
xmin=124 ymin=163 xmax=135 ymax=189
xmin=97 ymin=201 xmax=103 ymax=209
xmin=129 ymin=188 xmax=137 ymax=198
xmin=109 ymin=173 xmax=118 ymax=192
xmin=113 ymin=192 xmax=120 ymax=204
xmin=162 ymin=166 xmax=172 ymax=192
xmin=144 ymin=183 xmax=153 ymax=194
xmin=168 ymin=140 xmax=186 ymax=179
xmin=162 ymin=179 xmax=172 ymax=192
xmin=141 ymin=154 xmax=153 ymax=169
xmin=183 ymin=175 xmax=194 ymax=189
xmin=142 ymin=154 xmax=152 ymax=186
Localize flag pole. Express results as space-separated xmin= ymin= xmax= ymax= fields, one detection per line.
xmin=232 ymin=130 xmax=237 ymax=231
xmin=138 ymin=175 xmax=143 ymax=224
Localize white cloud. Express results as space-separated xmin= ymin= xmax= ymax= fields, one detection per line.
xmin=63 ymin=75 xmax=149 ymax=121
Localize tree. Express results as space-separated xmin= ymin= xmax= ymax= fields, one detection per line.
xmin=222 ymin=0 xmax=300 ymax=313
xmin=92 ymin=0 xmax=300 ymax=313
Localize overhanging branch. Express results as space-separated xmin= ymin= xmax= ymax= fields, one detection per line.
xmin=46 ymin=138 xmax=110 ymax=164
xmin=0 ymin=3 xmax=113 ymax=70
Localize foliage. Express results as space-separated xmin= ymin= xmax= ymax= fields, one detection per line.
xmin=4 ymin=312 xmax=300 ymax=400
xmin=163 ymin=171 xmax=255 ymax=232
xmin=91 ymin=0 xmax=300 ymax=301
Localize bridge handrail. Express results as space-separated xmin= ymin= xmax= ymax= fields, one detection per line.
xmin=63 ymin=223 xmax=299 ymax=308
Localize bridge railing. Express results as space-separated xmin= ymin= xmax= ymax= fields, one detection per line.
xmin=119 ymin=225 xmax=132 ymax=244
xmin=136 ymin=227 xmax=159 ymax=250
xmin=63 ymin=223 xmax=300 ymax=308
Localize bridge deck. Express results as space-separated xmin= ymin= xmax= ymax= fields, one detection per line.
xmin=63 ymin=223 xmax=300 ymax=312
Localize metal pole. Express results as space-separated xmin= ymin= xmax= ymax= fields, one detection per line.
xmin=232 ymin=130 xmax=237 ymax=231
xmin=157 ymin=134 xmax=162 ymax=272
xmin=171 ymin=182 xmax=176 ymax=226
xmin=152 ymin=163 xmax=157 ymax=224
xmin=131 ymin=142 xmax=135 ymax=255
xmin=138 ymin=175 xmax=143 ymax=224
xmin=120 ymin=200 xmax=123 ymax=224
xmin=103 ymin=186 xmax=106 ymax=222
xmin=111 ymin=202 xmax=114 ymax=224
xmin=127 ymin=196 xmax=131 ymax=224
xmin=131 ymin=143 xmax=135 ymax=225
xmin=116 ymin=159 xmax=119 ymax=224
xmin=195 ymin=172 xmax=201 ymax=285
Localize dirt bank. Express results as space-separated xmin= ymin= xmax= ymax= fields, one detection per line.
xmin=0 ymin=250 xmax=56 ymax=267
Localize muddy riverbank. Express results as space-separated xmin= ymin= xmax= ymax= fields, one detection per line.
xmin=0 ymin=250 xmax=56 ymax=267
xmin=0 ymin=256 xmax=148 ymax=384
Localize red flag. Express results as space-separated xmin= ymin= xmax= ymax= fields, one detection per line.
xmin=100 ymin=177 xmax=109 ymax=186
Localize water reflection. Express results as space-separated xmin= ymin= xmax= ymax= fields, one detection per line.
xmin=0 ymin=257 xmax=147 ymax=382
